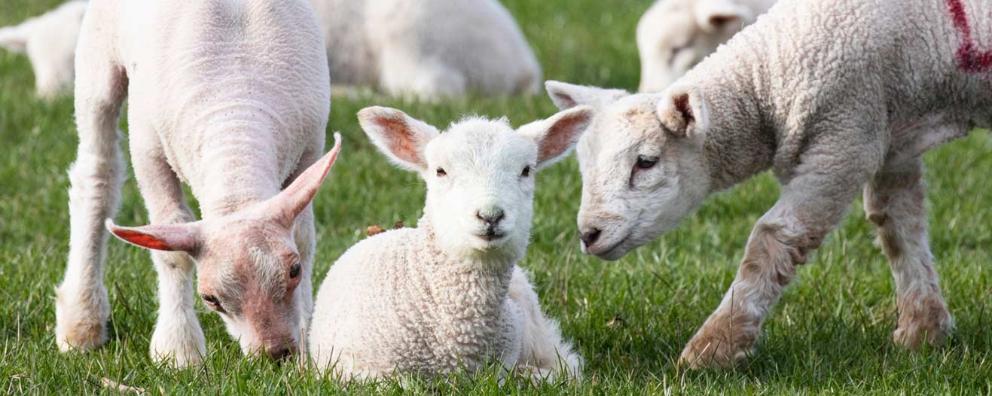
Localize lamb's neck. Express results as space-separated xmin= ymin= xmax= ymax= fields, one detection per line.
xmin=194 ymin=122 xmax=285 ymax=218
xmin=693 ymin=44 xmax=777 ymax=192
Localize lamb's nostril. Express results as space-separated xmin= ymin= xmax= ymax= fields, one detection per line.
xmin=476 ymin=208 xmax=505 ymax=225
xmin=580 ymin=228 xmax=602 ymax=247
xmin=266 ymin=346 xmax=292 ymax=361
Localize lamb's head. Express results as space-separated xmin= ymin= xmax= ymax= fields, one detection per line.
xmin=106 ymin=135 xmax=342 ymax=360
xmin=546 ymin=81 xmax=714 ymax=261
xmin=358 ymin=106 xmax=592 ymax=260
xmin=637 ymin=0 xmax=753 ymax=92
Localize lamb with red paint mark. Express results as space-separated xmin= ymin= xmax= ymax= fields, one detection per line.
xmin=548 ymin=0 xmax=992 ymax=370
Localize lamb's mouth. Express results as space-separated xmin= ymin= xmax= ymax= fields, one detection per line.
xmin=589 ymin=236 xmax=629 ymax=261
xmin=476 ymin=230 xmax=507 ymax=242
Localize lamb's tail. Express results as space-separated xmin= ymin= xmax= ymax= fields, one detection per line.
xmin=0 ymin=23 xmax=29 ymax=53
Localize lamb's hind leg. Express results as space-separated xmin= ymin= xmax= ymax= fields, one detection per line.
xmin=864 ymin=158 xmax=952 ymax=349
xmin=55 ymin=11 xmax=127 ymax=351
xmin=130 ymin=133 xmax=206 ymax=367
xmin=508 ymin=267 xmax=582 ymax=380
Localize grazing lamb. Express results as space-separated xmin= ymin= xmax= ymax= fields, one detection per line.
xmin=0 ymin=0 xmax=87 ymax=99
xmin=637 ymin=0 xmax=774 ymax=92
xmin=547 ymin=0 xmax=992 ymax=369
xmin=56 ymin=0 xmax=335 ymax=367
xmin=308 ymin=106 xmax=590 ymax=380
xmin=309 ymin=0 xmax=541 ymax=100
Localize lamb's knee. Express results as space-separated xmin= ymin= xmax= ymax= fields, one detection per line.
xmin=740 ymin=223 xmax=823 ymax=286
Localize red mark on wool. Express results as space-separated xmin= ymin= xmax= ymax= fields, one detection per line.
xmin=947 ymin=0 xmax=992 ymax=73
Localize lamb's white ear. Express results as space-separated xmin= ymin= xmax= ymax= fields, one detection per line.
xmin=357 ymin=106 xmax=439 ymax=172
xmin=106 ymin=219 xmax=202 ymax=253
xmin=266 ymin=133 xmax=342 ymax=228
xmin=545 ymin=81 xmax=628 ymax=110
xmin=694 ymin=0 xmax=751 ymax=32
xmin=0 ymin=25 xmax=29 ymax=53
xmin=518 ymin=106 xmax=595 ymax=169
xmin=656 ymin=86 xmax=710 ymax=138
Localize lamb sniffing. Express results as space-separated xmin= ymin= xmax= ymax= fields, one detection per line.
xmin=309 ymin=106 xmax=589 ymax=380
xmin=548 ymin=0 xmax=992 ymax=369
xmin=56 ymin=0 xmax=335 ymax=366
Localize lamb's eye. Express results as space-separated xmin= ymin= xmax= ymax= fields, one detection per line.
xmin=289 ymin=262 xmax=301 ymax=278
xmin=635 ymin=155 xmax=659 ymax=170
xmin=521 ymin=166 xmax=531 ymax=177
xmin=436 ymin=167 xmax=447 ymax=177
xmin=202 ymin=294 xmax=225 ymax=313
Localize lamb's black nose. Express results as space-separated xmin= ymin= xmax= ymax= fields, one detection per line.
xmin=266 ymin=345 xmax=292 ymax=361
xmin=476 ymin=208 xmax=505 ymax=226
xmin=580 ymin=228 xmax=602 ymax=247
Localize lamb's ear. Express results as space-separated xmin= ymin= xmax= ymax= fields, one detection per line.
xmin=694 ymin=0 xmax=751 ymax=32
xmin=357 ymin=106 xmax=439 ymax=172
xmin=656 ymin=86 xmax=710 ymax=138
xmin=517 ymin=106 xmax=595 ymax=169
xmin=0 ymin=25 xmax=29 ymax=53
xmin=266 ymin=133 xmax=342 ymax=228
xmin=106 ymin=219 xmax=201 ymax=253
xmin=545 ymin=81 xmax=628 ymax=110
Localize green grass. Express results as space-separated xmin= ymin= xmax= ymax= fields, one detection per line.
xmin=2 ymin=0 xmax=991 ymax=394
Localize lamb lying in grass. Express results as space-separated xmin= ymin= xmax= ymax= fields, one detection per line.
xmin=547 ymin=0 xmax=992 ymax=369
xmin=309 ymin=0 xmax=541 ymax=100
xmin=57 ymin=0 xmax=334 ymax=366
xmin=0 ymin=0 xmax=87 ymax=99
xmin=309 ymin=106 xmax=590 ymax=380
xmin=637 ymin=0 xmax=774 ymax=92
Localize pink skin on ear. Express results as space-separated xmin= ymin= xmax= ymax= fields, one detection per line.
xmin=533 ymin=107 xmax=594 ymax=166
xmin=267 ymin=132 xmax=343 ymax=227
xmin=105 ymin=219 xmax=201 ymax=252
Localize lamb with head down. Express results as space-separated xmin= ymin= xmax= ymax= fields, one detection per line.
xmin=549 ymin=0 xmax=991 ymax=369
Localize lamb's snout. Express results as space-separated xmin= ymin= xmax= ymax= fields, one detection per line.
xmin=579 ymin=227 xmax=602 ymax=248
xmin=476 ymin=207 xmax=505 ymax=227
xmin=265 ymin=343 xmax=296 ymax=361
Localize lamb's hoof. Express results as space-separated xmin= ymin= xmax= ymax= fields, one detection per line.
xmin=55 ymin=286 xmax=109 ymax=352
xmin=893 ymin=294 xmax=954 ymax=350
xmin=149 ymin=323 xmax=206 ymax=368
xmin=678 ymin=331 xmax=753 ymax=369
xmin=55 ymin=318 xmax=107 ymax=352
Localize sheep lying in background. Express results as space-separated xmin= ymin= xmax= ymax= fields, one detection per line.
xmin=637 ymin=0 xmax=774 ymax=92
xmin=548 ymin=0 xmax=992 ymax=369
xmin=309 ymin=106 xmax=590 ymax=380
xmin=0 ymin=0 xmax=86 ymax=99
xmin=57 ymin=0 xmax=335 ymax=367
xmin=309 ymin=0 xmax=542 ymax=100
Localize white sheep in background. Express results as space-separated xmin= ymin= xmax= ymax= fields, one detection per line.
xmin=309 ymin=106 xmax=591 ymax=380
xmin=309 ymin=0 xmax=542 ymax=100
xmin=548 ymin=0 xmax=992 ymax=369
xmin=0 ymin=0 xmax=87 ymax=99
xmin=637 ymin=0 xmax=774 ymax=92
xmin=57 ymin=0 xmax=336 ymax=367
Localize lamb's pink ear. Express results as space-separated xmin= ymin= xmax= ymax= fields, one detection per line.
xmin=517 ymin=106 xmax=595 ymax=169
xmin=268 ymin=133 xmax=343 ymax=227
xmin=657 ymin=86 xmax=710 ymax=138
xmin=694 ymin=0 xmax=750 ymax=32
xmin=0 ymin=25 xmax=29 ymax=53
xmin=105 ymin=219 xmax=201 ymax=252
xmin=357 ymin=106 xmax=439 ymax=172
xmin=545 ymin=80 xmax=628 ymax=110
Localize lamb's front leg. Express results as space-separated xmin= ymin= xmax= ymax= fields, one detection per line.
xmin=131 ymin=141 xmax=205 ymax=367
xmin=292 ymin=205 xmax=316 ymax=356
xmin=507 ymin=267 xmax=582 ymax=380
xmin=864 ymin=158 xmax=952 ymax=349
xmin=680 ymin=163 xmax=871 ymax=369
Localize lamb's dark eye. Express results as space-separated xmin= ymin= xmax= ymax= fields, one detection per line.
xmin=436 ymin=167 xmax=447 ymax=177
xmin=289 ymin=262 xmax=301 ymax=278
xmin=635 ymin=155 xmax=659 ymax=170
xmin=202 ymin=294 xmax=225 ymax=313
xmin=521 ymin=165 xmax=531 ymax=177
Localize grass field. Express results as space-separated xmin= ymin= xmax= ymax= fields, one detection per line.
xmin=2 ymin=0 xmax=992 ymax=394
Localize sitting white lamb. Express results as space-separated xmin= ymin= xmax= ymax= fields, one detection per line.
xmin=548 ymin=0 xmax=992 ymax=369
xmin=309 ymin=0 xmax=542 ymax=100
xmin=0 ymin=0 xmax=87 ymax=99
xmin=637 ymin=0 xmax=774 ymax=92
xmin=308 ymin=106 xmax=590 ymax=380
